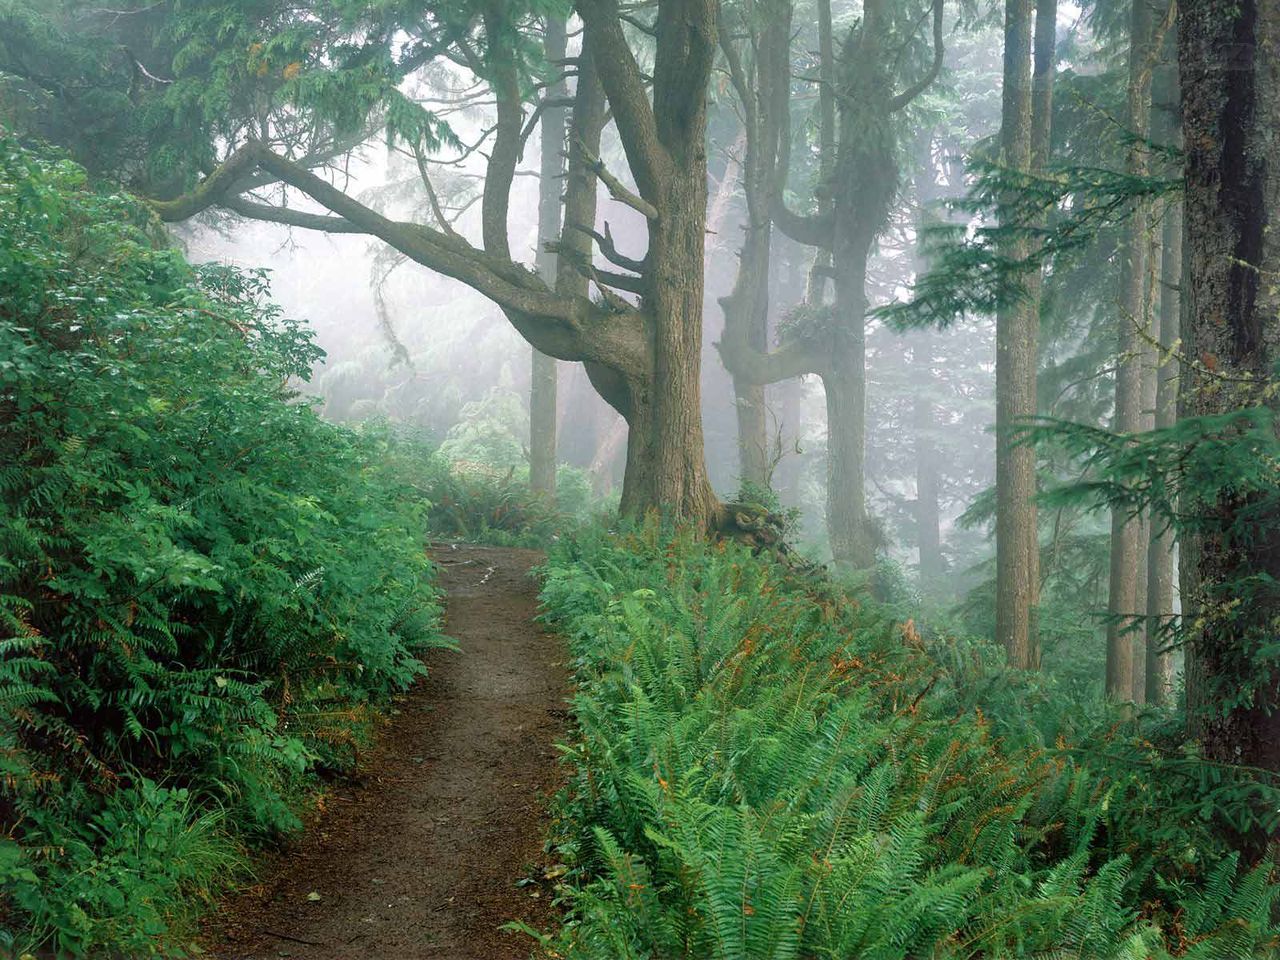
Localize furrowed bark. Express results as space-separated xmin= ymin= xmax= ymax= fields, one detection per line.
xmin=578 ymin=0 xmax=721 ymax=525
xmin=1179 ymin=0 xmax=1280 ymax=856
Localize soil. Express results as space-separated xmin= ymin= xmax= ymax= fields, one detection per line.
xmin=201 ymin=544 xmax=567 ymax=960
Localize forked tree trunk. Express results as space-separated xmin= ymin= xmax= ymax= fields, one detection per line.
xmin=718 ymin=0 xmax=792 ymax=491
xmin=1179 ymin=0 xmax=1280 ymax=856
xmin=995 ymin=0 xmax=1038 ymax=669
xmin=576 ymin=0 xmax=721 ymax=527
xmin=530 ymin=16 xmax=568 ymax=498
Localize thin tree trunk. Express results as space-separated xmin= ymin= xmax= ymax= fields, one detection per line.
xmin=805 ymin=0 xmax=837 ymax=305
xmin=912 ymin=131 xmax=945 ymax=589
xmin=913 ymin=354 xmax=944 ymax=587
xmin=718 ymin=0 xmax=792 ymax=491
xmin=1146 ymin=196 xmax=1180 ymax=705
xmin=1179 ymin=0 xmax=1280 ymax=857
xmin=995 ymin=0 xmax=1037 ymax=669
xmin=1106 ymin=0 xmax=1164 ymax=700
xmin=530 ymin=16 xmax=568 ymax=498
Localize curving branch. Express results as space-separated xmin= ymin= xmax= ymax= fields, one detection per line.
xmin=223 ymin=195 xmax=364 ymax=233
xmin=148 ymin=144 xmax=264 ymax=221
xmin=715 ymin=330 xmax=828 ymax=385
xmin=889 ymin=0 xmax=945 ymax=112
xmin=480 ymin=4 xmax=523 ymax=260
xmin=771 ymin=198 xmax=835 ymax=247
xmin=547 ymin=240 xmax=647 ymax=295
xmin=147 ymin=139 xmax=654 ymax=372
xmin=566 ymin=220 xmax=648 ymax=274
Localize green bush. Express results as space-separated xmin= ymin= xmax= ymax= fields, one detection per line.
xmin=535 ymin=521 xmax=1280 ymax=958
xmin=0 ymin=136 xmax=446 ymax=955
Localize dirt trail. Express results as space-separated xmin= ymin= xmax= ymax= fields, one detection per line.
xmin=203 ymin=544 xmax=566 ymax=959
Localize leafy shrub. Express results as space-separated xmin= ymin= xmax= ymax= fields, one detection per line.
xmin=534 ymin=521 xmax=1280 ymax=958
xmin=0 ymin=136 xmax=446 ymax=955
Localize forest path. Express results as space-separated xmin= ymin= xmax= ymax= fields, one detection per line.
xmin=203 ymin=544 xmax=566 ymax=960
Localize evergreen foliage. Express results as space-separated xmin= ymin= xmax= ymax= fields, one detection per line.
xmin=0 ymin=135 xmax=447 ymax=956
xmin=534 ymin=522 xmax=1280 ymax=958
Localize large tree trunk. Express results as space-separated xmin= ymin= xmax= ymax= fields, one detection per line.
xmin=1106 ymin=0 xmax=1165 ymax=701
xmin=1179 ymin=0 xmax=1280 ymax=855
xmin=614 ymin=166 xmax=718 ymax=519
xmin=530 ymin=15 xmax=569 ymax=498
xmin=824 ymin=234 xmax=875 ymax=567
xmin=576 ymin=0 xmax=721 ymax=526
xmin=995 ymin=0 xmax=1038 ymax=669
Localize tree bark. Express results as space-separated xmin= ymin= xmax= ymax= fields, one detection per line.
xmin=820 ymin=0 xmax=943 ymax=568
xmin=1179 ymin=0 xmax=1280 ymax=852
xmin=1106 ymin=0 xmax=1165 ymax=701
xmin=1146 ymin=196 xmax=1180 ymax=706
xmin=530 ymin=15 xmax=568 ymax=498
xmin=995 ymin=0 xmax=1038 ymax=669
xmin=579 ymin=0 xmax=721 ymax=523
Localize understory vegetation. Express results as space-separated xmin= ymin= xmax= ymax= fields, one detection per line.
xmin=535 ymin=523 xmax=1280 ymax=958
xmin=0 ymin=138 xmax=449 ymax=956
xmin=420 ymin=450 xmax=603 ymax=548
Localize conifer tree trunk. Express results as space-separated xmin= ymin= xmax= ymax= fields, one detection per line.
xmin=1144 ymin=42 xmax=1181 ymax=707
xmin=576 ymin=0 xmax=723 ymax=525
xmin=719 ymin=0 xmax=946 ymax=565
xmin=913 ymin=351 xmax=945 ymax=586
xmin=1106 ymin=0 xmax=1166 ymax=700
xmin=995 ymin=0 xmax=1038 ymax=669
xmin=912 ymin=132 xmax=945 ymax=589
xmin=530 ymin=15 xmax=568 ymax=498
xmin=1179 ymin=0 xmax=1280 ymax=849
xmin=1146 ymin=197 xmax=1180 ymax=706
xmin=805 ymin=0 xmax=837 ymax=305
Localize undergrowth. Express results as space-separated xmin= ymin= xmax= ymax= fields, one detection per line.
xmin=420 ymin=454 xmax=605 ymax=548
xmin=534 ymin=521 xmax=1280 ymax=958
xmin=0 ymin=136 xmax=447 ymax=956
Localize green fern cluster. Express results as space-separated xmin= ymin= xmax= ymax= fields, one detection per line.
xmin=536 ymin=522 xmax=1279 ymax=958
xmin=0 ymin=135 xmax=447 ymax=955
